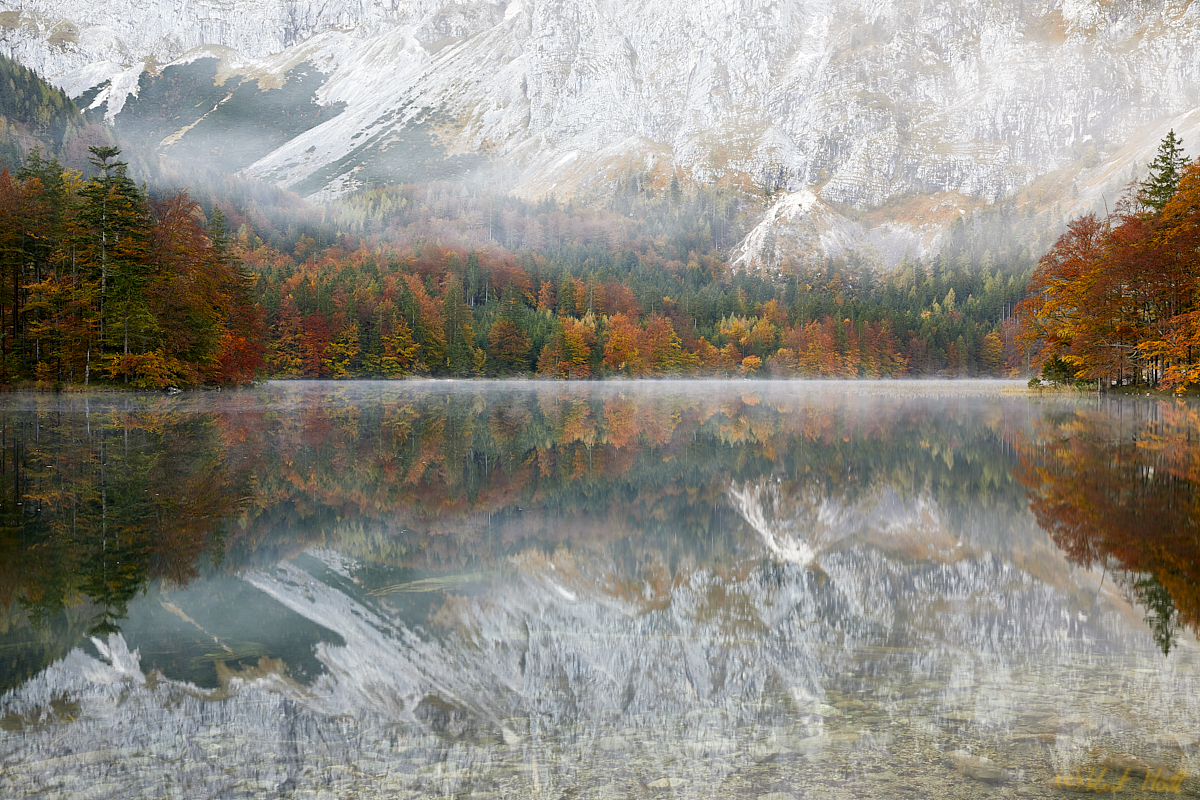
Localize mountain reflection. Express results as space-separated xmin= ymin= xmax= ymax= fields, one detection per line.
xmin=4 ymin=385 xmax=1199 ymax=647
xmin=3 ymin=382 xmax=1033 ymax=630
xmin=1 ymin=383 xmax=1198 ymax=800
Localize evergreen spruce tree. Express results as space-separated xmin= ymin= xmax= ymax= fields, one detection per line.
xmin=1139 ymin=130 xmax=1190 ymax=212
xmin=464 ymin=250 xmax=481 ymax=306
xmin=441 ymin=274 xmax=477 ymax=375
xmin=78 ymin=146 xmax=152 ymax=379
xmin=16 ymin=148 xmax=67 ymax=234
xmin=207 ymin=206 xmax=231 ymax=258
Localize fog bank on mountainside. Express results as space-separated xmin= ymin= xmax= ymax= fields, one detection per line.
xmin=5 ymin=0 xmax=1200 ymax=263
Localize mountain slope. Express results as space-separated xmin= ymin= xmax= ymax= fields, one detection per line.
xmin=4 ymin=0 xmax=1200 ymax=263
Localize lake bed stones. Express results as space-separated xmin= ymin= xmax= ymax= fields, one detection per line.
xmin=1100 ymin=753 xmax=1153 ymax=778
xmin=948 ymin=750 xmax=1007 ymax=784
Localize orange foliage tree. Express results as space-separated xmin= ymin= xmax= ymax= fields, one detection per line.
xmin=1019 ymin=137 xmax=1200 ymax=389
xmin=602 ymin=312 xmax=646 ymax=375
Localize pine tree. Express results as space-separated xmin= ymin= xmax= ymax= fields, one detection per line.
xmin=207 ymin=206 xmax=230 ymax=258
xmin=1139 ymin=130 xmax=1190 ymax=212
xmin=16 ymin=148 xmax=67 ymax=241
xmin=441 ymin=274 xmax=476 ymax=376
xmin=77 ymin=146 xmax=151 ymax=380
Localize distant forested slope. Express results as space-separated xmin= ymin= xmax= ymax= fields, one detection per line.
xmin=1 ymin=49 xmax=1038 ymax=386
xmin=0 ymin=53 xmax=109 ymax=171
xmin=229 ymin=181 xmax=1033 ymax=380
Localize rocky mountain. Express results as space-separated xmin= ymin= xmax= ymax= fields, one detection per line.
xmin=4 ymin=0 xmax=1200 ymax=263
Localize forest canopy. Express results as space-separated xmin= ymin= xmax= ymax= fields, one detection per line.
xmin=1018 ymin=131 xmax=1200 ymax=390
xmin=236 ymin=178 xmax=1031 ymax=381
xmin=0 ymin=147 xmax=263 ymax=386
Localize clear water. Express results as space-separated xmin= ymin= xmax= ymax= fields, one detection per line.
xmin=0 ymin=380 xmax=1197 ymax=799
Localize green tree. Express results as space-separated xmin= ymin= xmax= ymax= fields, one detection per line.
xmin=77 ymin=146 xmax=151 ymax=381
xmin=441 ymin=274 xmax=477 ymax=375
xmin=1139 ymin=130 xmax=1190 ymax=212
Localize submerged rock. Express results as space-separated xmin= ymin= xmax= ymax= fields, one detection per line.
xmin=647 ymin=777 xmax=688 ymax=789
xmin=1100 ymin=753 xmax=1153 ymax=778
xmin=948 ymin=750 xmax=1006 ymax=784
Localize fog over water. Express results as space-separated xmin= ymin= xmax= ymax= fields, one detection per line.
xmin=0 ymin=380 xmax=1197 ymax=799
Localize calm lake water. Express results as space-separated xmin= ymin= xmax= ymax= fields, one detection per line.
xmin=0 ymin=380 xmax=1197 ymax=800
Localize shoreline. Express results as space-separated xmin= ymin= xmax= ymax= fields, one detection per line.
xmin=4 ymin=377 xmax=1192 ymax=399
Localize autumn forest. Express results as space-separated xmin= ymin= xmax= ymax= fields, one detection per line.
xmin=2 ymin=45 xmax=1199 ymax=388
xmin=2 ymin=145 xmax=1036 ymax=387
xmin=1019 ymin=131 xmax=1200 ymax=390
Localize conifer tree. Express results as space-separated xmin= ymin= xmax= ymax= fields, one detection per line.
xmin=1139 ymin=130 xmax=1190 ymax=212
xmin=78 ymin=146 xmax=151 ymax=378
xmin=441 ymin=274 xmax=477 ymax=375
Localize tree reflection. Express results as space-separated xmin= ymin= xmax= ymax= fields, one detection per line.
xmin=2 ymin=384 xmax=1036 ymax=651
xmin=229 ymin=384 xmax=1032 ymax=573
xmin=1014 ymin=402 xmax=1200 ymax=654
xmin=0 ymin=397 xmax=256 ymax=643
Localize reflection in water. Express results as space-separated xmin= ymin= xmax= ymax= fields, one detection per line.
xmin=0 ymin=381 xmax=1197 ymax=799
xmin=0 ymin=398 xmax=256 ymax=693
xmin=1014 ymin=401 xmax=1200 ymax=655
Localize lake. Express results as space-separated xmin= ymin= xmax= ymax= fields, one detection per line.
xmin=1 ymin=380 xmax=1197 ymax=799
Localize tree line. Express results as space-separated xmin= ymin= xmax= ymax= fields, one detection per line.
xmin=248 ymin=240 xmax=1030 ymax=379
xmin=246 ymin=199 xmax=1031 ymax=380
xmin=0 ymin=141 xmax=1031 ymax=386
xmin=1019 ymin=131 xmax=1200 ymax=390
xmin=0 ymin=142 xmax=1031 ymax=386
xmin=0 ymin=147 xmax=264 ymax=387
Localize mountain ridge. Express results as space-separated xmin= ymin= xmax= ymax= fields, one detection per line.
xmin=4 ymin=0 xmax=1200 ymax=265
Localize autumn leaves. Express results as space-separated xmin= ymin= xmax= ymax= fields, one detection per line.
xmin=0 ymin=147 xmax=263 ymax=387
xmin=260 ymin=250 xmax=917 ymax=381
xmin=1018 ymin=132 xmax=1200 ymax=390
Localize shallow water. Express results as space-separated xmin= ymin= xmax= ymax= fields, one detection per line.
xmin=0 ymin=380 xmax=1197 ymax=799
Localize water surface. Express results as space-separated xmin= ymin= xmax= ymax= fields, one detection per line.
xmin=1 ymin=380 xmax=1197 ymax=799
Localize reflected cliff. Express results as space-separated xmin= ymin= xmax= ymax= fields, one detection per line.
xmin=0 ymin=396 xmax=258 ymax=693
xmin=0 ymin=382 xmax=1197 ymax=799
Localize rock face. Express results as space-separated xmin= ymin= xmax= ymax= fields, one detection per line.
xmin=4 ymin=0 xmax=1200 ymax=259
